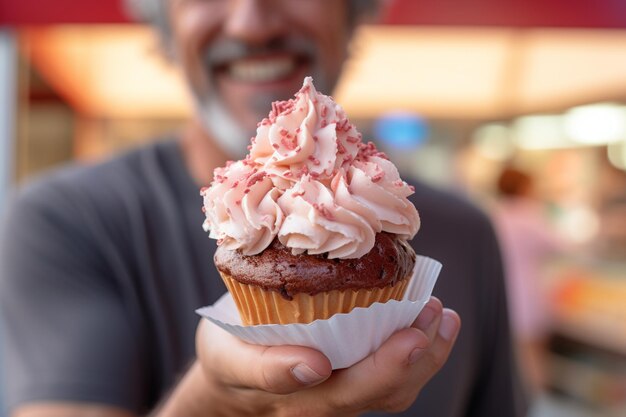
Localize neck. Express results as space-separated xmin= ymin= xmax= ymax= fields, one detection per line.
xmin=179 ymin=120 xmax=230 ymax=186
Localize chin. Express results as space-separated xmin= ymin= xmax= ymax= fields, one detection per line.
xmin=197 ymin=98 xmax=252 ymax=159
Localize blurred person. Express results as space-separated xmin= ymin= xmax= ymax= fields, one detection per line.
xmin=492 ymin=165 xmax=569 ymax=397
xmin=594 ymin=153 xmax=626 ymax=258
xmin=0 ymin=1 xmax=524 ymax=416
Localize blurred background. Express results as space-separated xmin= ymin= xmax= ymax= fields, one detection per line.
xmin=1 ymin=0 xmax=625 ymax=416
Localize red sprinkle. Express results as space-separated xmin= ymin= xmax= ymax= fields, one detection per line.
xmin=371 ymin=172 xmax=384 ymax=182
xmin=246 ymin=171 xmax=267 ymax=187
xmin=308 ymin=155 xmax=321 ymax=166
xmin=337 ymin=143 xmax=347 ymax=154
xmin=313 ymin=136 xmax=319 ymax=142
xmin=272 ymin=143 xmax=280 ymax=149
xmin=358 ymin=142 xmax=389 ymax=160
xmin=269 ymin=100 xmax=296 ymax=122
xmin=337 ymin=119 xmax=352 ymax=132
xmin=313 ymin=203 xmax=334 ymax=221
xmin=321 ymin=106 xmax=328 ymax=118
xmin=281 ymin=136 xmax=298 ymax=150
xmin=346 ymin=136 xmax=359 ymax=144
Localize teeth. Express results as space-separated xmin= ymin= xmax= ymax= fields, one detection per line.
xmin=229 ymin=58 xmax=295 ymax=83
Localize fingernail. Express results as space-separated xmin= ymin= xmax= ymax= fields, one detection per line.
xmin=415 ymin=305 xmax=437 ymax=330
xmin=408 ymin=347 xmax=423 ymax=364
xmin=439 ymin=311 xmax=459 ymax=341
xmin=291 ymin=363 xmax=325 ymax=385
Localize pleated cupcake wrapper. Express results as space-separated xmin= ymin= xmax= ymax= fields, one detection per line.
xmin=221 ymin=273 xmax=409 ymax=325
xmin=196 ymin=255 xmax=442 ymax=369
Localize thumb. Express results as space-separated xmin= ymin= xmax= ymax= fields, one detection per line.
xmin=196 ymin=319 xmax=332 ymax=394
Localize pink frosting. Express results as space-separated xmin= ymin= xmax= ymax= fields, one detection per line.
xmin=249 ymin=77 xmax=361 ymax=188
xmin=201 ymin=161 xmax=283 ymax=255
xmin=202 ymin=77 xmax=420 ymax=258
xmin=277 ymin=175 xmax=375 ymax=259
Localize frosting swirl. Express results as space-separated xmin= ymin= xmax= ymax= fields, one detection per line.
xmin=249 ymin=77 xmax=360 ymax=187
xmin=202 ymin=77 xmax=420 ymax=258
xmin=202 ymin=161 xmax=283 ymax=255
xmin=277 ymin=175 xmax=375 ymax=259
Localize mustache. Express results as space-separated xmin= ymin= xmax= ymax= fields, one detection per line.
xmin=203 ymin=36 xmax=318 ymax=67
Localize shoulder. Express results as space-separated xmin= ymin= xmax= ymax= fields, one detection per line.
xmin=5 ymin=139 xmax=177 ymax=223
xmin=409 ymin=180 xmax=495 ymax=241
xmin=1 ymin=140 xmax=182 ymax=267
xmin=405 ymin=179 xmax=502 ymax=287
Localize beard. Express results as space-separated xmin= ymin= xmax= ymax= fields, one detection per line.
xmin=195 ymin=96 xmax=252 ymax=160
xmin=190 ymin=35 xmax=336 ymax=159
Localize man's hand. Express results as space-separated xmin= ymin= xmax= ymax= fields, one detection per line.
xmin=157 ymin=296 xmax=460 ymax=417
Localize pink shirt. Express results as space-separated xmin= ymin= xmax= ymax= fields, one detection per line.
xmin=493 ymin=198 xmax=565 ymax=338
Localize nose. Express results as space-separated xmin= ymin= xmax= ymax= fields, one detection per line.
xmin=224 ymin=0 xmax=285 ymax=45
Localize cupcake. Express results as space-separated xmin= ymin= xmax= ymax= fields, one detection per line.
xmin=202 ymin=77 xmax=420 ymax=325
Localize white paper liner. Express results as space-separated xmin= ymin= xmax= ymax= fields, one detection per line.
xmin=196 ymin=255 xmax=441 ymax=369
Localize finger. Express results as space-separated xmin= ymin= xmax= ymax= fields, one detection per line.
xmin=317 ymin=308 xmax=461 ymax=413
xmin=409 ymin=308 xmax=461 ymax=376
xmin=413 ymin=297 xmax=443 ymax=342
xmin=196 ymin=319 xmax=332 ymax=394
xmin=434 ymin=308 xmax=461 ymax=355
xmin=316 ymin=326 xmax=429 ymax=410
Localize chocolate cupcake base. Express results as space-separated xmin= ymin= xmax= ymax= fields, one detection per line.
xmin=214 ymin=233 xmax=416 ymax=325
xmin=215 ymin=233 xmax=416 ymax=298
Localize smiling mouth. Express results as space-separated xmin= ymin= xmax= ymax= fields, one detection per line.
xmin=218 ymin=56 xmax=308 ymax=84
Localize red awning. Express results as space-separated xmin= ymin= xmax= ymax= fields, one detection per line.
xmin=384 ymin=0 xmax=626 ymax=28
xmin=2 ymin=0 xmax=626 ymax=28
xmin=0 ymin=0 xmax=130 ymax=25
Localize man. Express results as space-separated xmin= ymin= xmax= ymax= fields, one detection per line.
xmin=0 ymin=1 xmax=525 ymax=416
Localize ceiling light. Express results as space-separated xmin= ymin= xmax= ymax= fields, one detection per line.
xmin=608 ymin=140 xmax=626 ymax=170
xmin=511 ymin=115 xmax=578 ymax=149
xmin=471 ymin=123 xmax=514 ymax=160
xmin=564 ymin=103 xmax=626 ymax=145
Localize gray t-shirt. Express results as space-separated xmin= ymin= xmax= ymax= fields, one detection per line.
xmin=0 ymin=138 xmax=525 ymax=416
